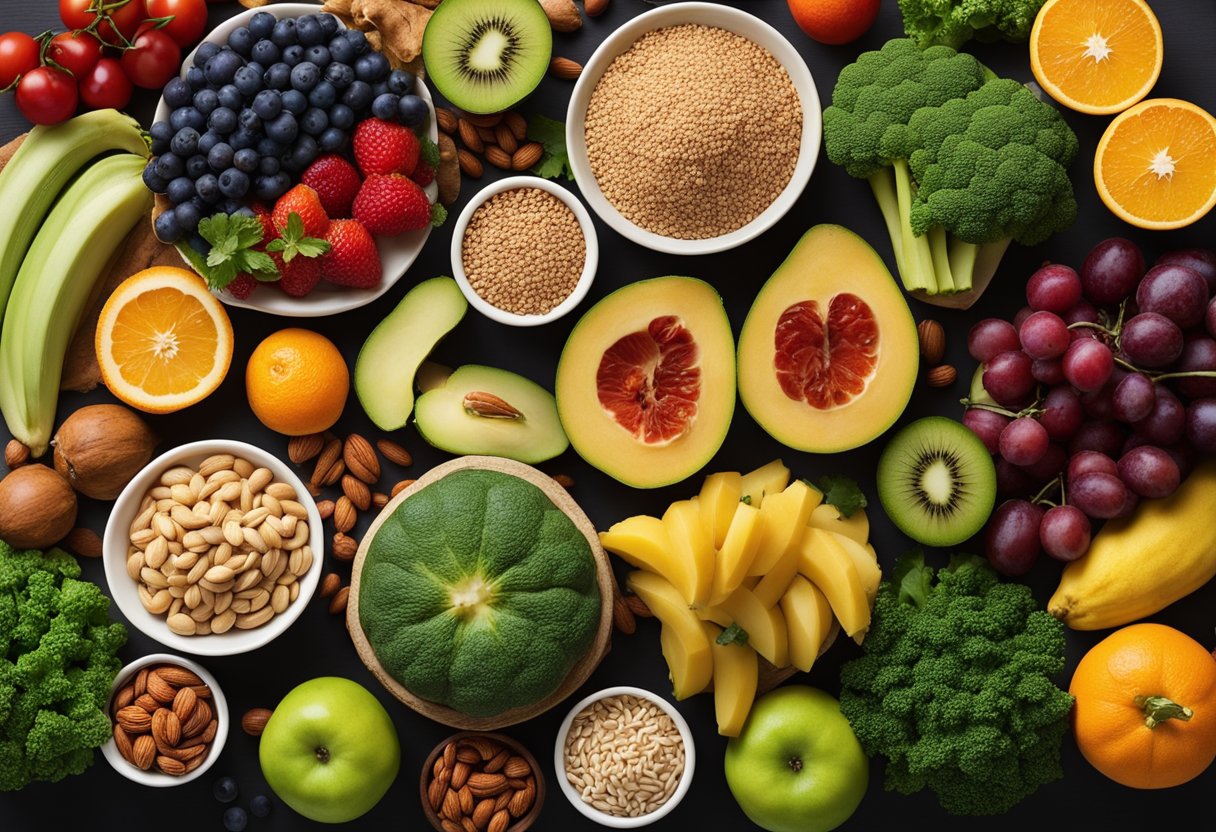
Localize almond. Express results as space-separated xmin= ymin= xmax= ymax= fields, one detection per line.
xmin=181 ymin=699 xmax=212 ymax=738
xmin=329 ymin=586 xmax=349 ymax=615
xmin=917 ymin=319 xmax=946 ymax=365
xmin=484 ymin=748 xmax=511 ymax=773
xmin=332 ymin=532 xmax=357 ymax=562
xmin=488 ymin=809 xmax=510 ymax=832
xmin=311 ymin=437 xmax=343 ymax=486
xmin=134 ymin=668 xmax=149 ymax=696
xmin=456 ymin=744 xmax=482 ymax=765
xmin=585 ymin=0 xmax=609 ymax=16
xmin=472 ymin=798 xmax=495 ymax=829
xmin=508 ymin=780 xmax=535 ymax=817
xmin=155 ymin=663 xmax=204 ymax=689
xmin=391 ymin=479 xmax=416 ymax=497
xmin=457 ymin=118 xmax=484 ymax=153
xmin=319 ymin=572 xmax=341 ymax=599
xmin=242 ymin=707 xmax=274 ymax=737
xmin=113 ymin=724 xmax=135 ymax=764
xmin=452 ymin=761 xmax=471 ymax=790
xmin=493 ymin=124 xmax=517 ymax=155
xmin=463 ymin=111 xmax=503 ymax=128
xmin=333 ymin=496 xmax=357 ymax=533
xmin=442 ymin=787 xmax=461 ymax=820
xmin=376 ymin=439 xmax=412 ymax=467
xmin=320 ymin=458 xmax=345 ymax=487
xmin=152 ymin=707 xmax=182 ymax=747
xmin=458 ymin=785 xmax=474 ymax=814
xmin=458 ymin=149 xmax=483 ymax=179
xmin=613 ymin=595 xmax=637 ymax=634
xmin=373 ymin=492 xmax=389 ymax=509
xmin=132 ymin=693 xmax=159 ymax=714
xmin=463 ymin=391 xmax=523 ymax=419
xmin=926 ymin=364 xmax=958 ymax=388
xmin=551 ymin=473 xmax=575 ymax=488
xmin=172 ymin=686 xmax=197 ymax=721
xmin=440 ymin=821 xmax=462 ymax=832
xmin=511 ymin=142 xmax=543 ymax=172
xmin=467 ymin=772 xmax=508 ymax=797
xmin=116 ymin=706 xmax=152 ymax=734
xmin=316 ymin=499 xmax=335 ymax=521
xmin=493 ymin=791 xmax=512 ymax=813
xmin=476 ymin=125 xmax=496 ymax=145
xmin=428 ymin=776 xmax=446 ymax=811
xmin=462 ymin=818 xmax=478 ymax=832
xmin=625 ymin=594 xmax=653 ymax=618
xmin=342 ymin=474 xmax=371 ymax=511
xmin=112 ymin=684 xmax=135 ymax=714
xmin=156 ymin=755 xmax=186 ymax=776
xmin=63 ymin=527 xmax=102 ymax=558
xmin=198 ymin=718 xmax=218 ymax=745
xmin=484 ymin=145 xmax=512 ymax=170
xmin=343 ymin=434 xmax=380 ymax=483
xmin=147 ymin=671 xmax=177 ymax=703
xmin=502 ymin=756 xmax=530 ymax=779
xmin=132 ymin=734 xmax=157 ymax=770
xmin=4 ymin=439 xmax=29 ymax=470
xmin=443 ymin=742 xmax=457 ymax=770
xmin=503 ymin=111 xmax=528 ymax=143
xmin=287 ymin=433 xmax=326 ymax=464
xmin=470 ymin=737 xmax=502 ymax=760
xmin=550 ymin=56 xmax=582 ymax=80
xmin=436 ymin=107 xmax=458 ymax=135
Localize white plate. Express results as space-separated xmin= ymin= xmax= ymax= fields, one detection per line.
xmin=153 ymin=2 xmax=439 ymax=317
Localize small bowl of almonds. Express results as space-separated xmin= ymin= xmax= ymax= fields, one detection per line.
xmin=103 ymin=440 xmax=323 ymax=656
xmin=100 ymin=653 xmax=229 ymax=786
xmin=420 ymin=731 xmax=544 ymax=832
xmin=554 ymin=686 xmax=695 ymax=828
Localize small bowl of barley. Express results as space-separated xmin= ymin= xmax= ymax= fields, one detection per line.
xmin=554 ymin=686 xmax=695 ymax=828
xmin=450 ymin=175 xmax=598 ymax=327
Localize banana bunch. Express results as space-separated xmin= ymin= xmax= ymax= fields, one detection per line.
xmin=0 ymin=110 xmax=151 ymax=456
xmin=601 ymin=460 xmax=881 ymax=736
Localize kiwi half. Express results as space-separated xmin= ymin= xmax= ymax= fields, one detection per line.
xmin=877 ymin=416 xmax=997 ymax=547
xmin=422 ymin=0 xmax=553 ymax=115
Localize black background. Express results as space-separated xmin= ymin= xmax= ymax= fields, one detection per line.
xmin=2 ymin=1 xmax=1215 ymax=830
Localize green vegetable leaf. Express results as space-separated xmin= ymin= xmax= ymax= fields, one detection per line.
xmin=740 ymin=494 xmax=753 ymax=505
xmin=894 ymin=548 xmax=933 ymax=607
xmin=817 ymin=475 xmax=867 ymax=518
xmin=527 ymin=115 xmax=573 ymax=180
xmin=419 ymin=135 xmax=440 ymax=169
xmin=430 ymin=202 xmax=448 ymax=228
xmin=716 ymin=623 xmax=749 ymax=646
xmin=197 ymin=213 xmax=279 ymax=289
xmin=265 ymin=212 xmax=329 ymax=262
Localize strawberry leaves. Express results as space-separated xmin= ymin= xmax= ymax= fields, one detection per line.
xmin=197 ymin=213 xmax=278 ymax=289
xmin=265 ymin=212 xmax=330 ymax=262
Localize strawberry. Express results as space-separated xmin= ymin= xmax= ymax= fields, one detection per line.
xmin=352 ymin=118 xmax=420 ymax=177
xmin=265 ymin=212 xmax=331 ymax=299
xmin=272 ymin=184 xmax=330 ymax=238
xmin=410 ymin=160 xmax=435 ymax=187
xmin=322 ymin=219 xmax=382 ymax=288
xmin=301 ymin=155 xmax=363 ymax=218
xmin=255 ymin=211 xmax=277 ymax=248
xmin=228 ymin=273 xmax=257 ymax=299
xmin=352 ymin=174 xmax=431 ymax=235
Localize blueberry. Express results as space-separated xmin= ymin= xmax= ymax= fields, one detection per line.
xmin=328 ymin=103 xmax=354 ymax=130
xmin=170 ymin=106 xmax=204 ymax=132
xmin=290 ymin=62 xmax=320 ymax=92
xmin=386 ymin=69 xmax=415 ymax=95
xmin=187 ymin=233 xmax=210 ymax=255
xmin=167 ymin=176 xmax=195 ymax=204
xmin=222 ymin=806 xmax=248 ymax=832
xmin=324 ymin=62 xmax=354 ymax=90
xmin=318 ymin=127 xmax=347 ymax=153
xmin=217 ymin=84 xmax=243 ymax=110
xmin=300 ymin=107 xmax=329 ymax=136
xmin=229 ymin=204 xmax=256 ymax=218
xmin=253 ymin=172 xmax=291 ymax=201
xmin=284 ymin=135 xmax=318 ymax=172
xmin=263 ymin=62 xmax=291 ymax=90
xmin=155 ymin=152 xmax=184 ymax=180
xmin=258 ymin=155 xmax=281 ymax=175
xmin=185 ymin=154 xmax=209 ymax=179
xmin=195 ymin=173 xmax=220 ymax=203
xmin=142 ymin=162 xmax=168 ymax=193
xmin=249 ymin=795 xmax=272 ymax=818
xmin=218 ymin=168 xmax=250 ymax=199
xmin=328 ymin=34 xmax=355 ymax=65
xmin=256 ymin=137 xmax=283 ymax=158
xmin=174 ymin=200 xmax=201 ymax=234
xmin=296 ymin=15 xmax=325 ymax=46
xmin=246 ymin=61 xmax=265 ymax=79
xmin=154 ymin=209 xmax=182 ymax=243
xmin=398 ymin=94 xmax=428 ymax=128
xmin=228 ymin=26 xmax=255 ymax=56
xmin=163 ymin=77 xmax=192 ymax=109
xmin=228 ymin=127 xmax=257 ymax=150
xmin=197 ymin=130 xmax=221 ymax=155
xmin=185 ymin=66 xmax=207 ymax=90
xmin=308 ymin=81 xmax=336 ymax=109
xmin=170 ymin=127 xmax=200 ymax=157
xmin=355 ymin=52 xmax=390 ymax=83
xmin=270 ymin=19 xmax=298 ymax=47
xmin=213 ymin=776 xmax=239 ymax=804
xmin=233 ymin=65 xmax=263 ymax=96
xmin=342 ymin=80 xmax=372 ymax=110
xmin=193 ymin=88 xmax=219 ymax=115
xmin=250 ymin=38 xmax=279 ymax=67
xmin=249 ymin=11 xmax=276 ymax=39
xmin=282 ymin=44 xmax=304 ymax=67
xmin=265 ymin=112 xmax=299 ymax=144
xmin=317 ymin=14 xmax=340 ymax=38
xmin=344 ymin=29 xmax=370 ymax=55
xmin=193 ymin=41 xmax=220 ymax=69
xmin=371 ymin=93 xmax=398 ymax=121
xmin=149 ymin=121 xmax=173 ymax=155
xmin=249 ymin=90 xmax=280 ymax=122
xmin=281 ymin=89 xmax=308 ymax=115
xmin=204 ymin=51 xmax=245 ymax=87
xmin=207 ymin=142 xmax=235 ymax=172
xmin=237 ymin=108 xmax=261 ymax=131
xmin=208 ymin=107 xmax=237 ymax=135
xmin=233 ymin=148 xmax=260 ymax=173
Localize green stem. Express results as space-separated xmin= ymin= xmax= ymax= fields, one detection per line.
xmin=1031 ymin=476 xmax=1062 ymax=506
xmin=1134 ymin=695 xmax=1193 ymax=729
xmin=1151 ymin=370 xmax=1216 ymax=382
xmin=892 ymin=159 xmax=937 ymax=294
xmin=868 ymin=170 xmax=913 ymax=290
xmin=928 ymin=227 xmax=956 ymax=294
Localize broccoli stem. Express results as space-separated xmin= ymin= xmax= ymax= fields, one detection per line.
xmin=868 ymin=169 xmax=913 ymax=287
xmin=891 ymin=159 xmax=940 ymax=294
xmin=948 ymin=238 xmax=1012 ymax=296
xmin=1135 ymin=695 xmax=1194 ymax=729
xmin=928 ymin=227 xmax=956 ymax=293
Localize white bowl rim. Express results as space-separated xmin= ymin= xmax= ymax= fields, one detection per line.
xmin=564 ymin=1 xmax=822 ymax=256
xmin=449 ymin=175 xmax=600 ymax=327
xmin=552 ymin=685 xmax=696 ymax=828
xmin=152 ymin=2 xmax=439 ymax=318
xmin=99 ymin=652 xmax=229 ymax=787
xmin=102 ymin=439 xmax=323 ymax=657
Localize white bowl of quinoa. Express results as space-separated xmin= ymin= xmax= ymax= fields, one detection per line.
xmin=566 ymin=2 xmax=821 ymax=255
xmin=450 ymin=175 xmax=599 ymax=326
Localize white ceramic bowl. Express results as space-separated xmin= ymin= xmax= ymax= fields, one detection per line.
xmin=100 ymin=653 xmax=229 ymax=787
xmin=565 ymin=2 xmax=821 ymax=255
xmin=102 ymin=440 xmax=323 ymax=657
xmin=153 ymin=3 xmax=439 ymax=317
xmin=553 ymin=686 xmax=696 ymax=828
xmin=450 ymin=175 xmax=599 ymax=326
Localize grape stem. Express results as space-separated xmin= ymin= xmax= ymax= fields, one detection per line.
xmin=1031 ymin=476 xmax=1063 ymax=508
xmin=959 ymin=398 xmax=1044 ymax=419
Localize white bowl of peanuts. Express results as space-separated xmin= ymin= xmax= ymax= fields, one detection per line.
xmin=103 ymin=440 xmax=323 ymax=656
xmin=554 ymin=686 xmax=695 ymax=828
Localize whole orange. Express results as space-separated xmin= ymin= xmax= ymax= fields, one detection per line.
xmin=1070 ymin=623 xmax=1216 ymax=789
xmin=787 ymin=0 xmax=881 ymax=45
xmin=246 ymin=328 xmax=349 ymax=436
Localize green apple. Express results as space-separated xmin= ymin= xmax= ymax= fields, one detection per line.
xmin=725 ymin=685 xmax=868 ymax=832
xmin=259 ymin=677 xmax=401 ymax=824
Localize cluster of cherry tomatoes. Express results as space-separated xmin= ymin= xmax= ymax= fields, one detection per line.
xmin=0 ymin=0 xmax=212 ymax=125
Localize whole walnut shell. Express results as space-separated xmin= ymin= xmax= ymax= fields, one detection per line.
xmin=0 ymin=465 xmax=77 ymax=549
xmin=52 ymin=404 xmax=157 ymax=500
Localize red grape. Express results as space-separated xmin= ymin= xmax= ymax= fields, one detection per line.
xmin=1163 ymin=444 xmax=1195 ymax=480
xmin=1040 ymin=386 xmax=1084 ymax=441
xmin=1019 ymin=442 xmax=1067 ymax=483
xmin=1069 ymin=421 xmax=1127 ymax=458
xmin=1121 ymin=312 xmax=1184 ymax=368
xmin=996 ymin=457 xmax=1036 ymax=497
xmin=1117 ymin=446 xmax=1180 ymax=499
xmin=1134 ymin=386 xmax=1185 ymax=445
xmin=1027 ymin=264 xmax=1083 ymax=312
xmin=1081 ymin=237 xmax=1144 ymax=305
xmin=962 ymin=408 xmax=1009 ymax=455
xmin=1070 ymin=471 xmax=1128 ymax=518
xmin=1063 ymin=300 xmax=1100 ymax=326
xmin=982 ymin=350 xmax=1035 ymax=406
xmin=1040 ymin=505 xmax=1091 ymax=562
xmin=999 ymin=417 xmax=1049 ymax=466
xmin=985 ymin=500 xmax=1044 ymax=575
xmin=1067 ymin=450 xmax=1118 ymax=482
xmin=1013 ymin=306 xmax=1035 ymax=329
xmin=968 ymin=318 xmax=1021 ymax=363
xmin=1186 ymin=398 xmax=1216 ymax=453
xmin=1031 ymin=358 xmax=1065 ymax=386
xmin=1113 ymin=489 xmax=1140 ymax=518
xmin=1112 ymin=373 xmax=1156 ymax=423
xmin=1207 ymin=297 xmax=1216 ymax=339
xmin=1081 ymin=384 xmax=1117 ymax=420
xmin=1019 ymin=311 xmax=1070 ymax=359
xmin=1174 ymin=336 xmax=1216 ymax=399
xmin=1136 ymin=264 xmax=1208 ymax=329
xmin=1156 ymin=248 xmax=1216 ymax=293
xmin=1062 ymin=338 xmax=1114 ymax=392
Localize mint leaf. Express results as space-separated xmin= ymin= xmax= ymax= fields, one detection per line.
xmin=716 ymin=623 xmax=749 ymax=647
xmin=818 ymin=475 xmax=867 ymax=518
xmin=265 ymin=212 xmax=328 ymax=262
xmin=527 ymin=114 xmax=573 ymax=180
xmin=245 ymin=250 xmax=279 ymax=281
xmin=894 ymin=548 xmax=933 ymax=608
xmin=740 ymin=494 xmax=752 ymax=505
xmin=195 ymin=213 xmax=280 ymax=290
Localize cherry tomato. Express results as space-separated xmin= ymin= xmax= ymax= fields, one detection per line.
xmin=15 ymin=66 xmax=79 ymax=124
xmin=79 ymin=56 xmax=132 ymax=110
xmin=0 ymin=32 xmax=39 ymax=89
xmin=47 ymin=31 xmax=104 ymax=79
xmin=144 ymin=0 xmax=207 ymax=48
xmin=60 ymin=0 xmax=148 ymax=46
xmin=120 ymin=25 xmax=180 ymax=88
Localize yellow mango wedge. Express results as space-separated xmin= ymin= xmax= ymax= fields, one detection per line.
xmin=710 ymin=501 xmax=763 ymax=606
xmin=704 ymin=621 xmax=758 ymax=737
xmin=662 ymin=499 xmax=715 ymax=608
xmin=798 ymin=528 xmax=870 ymax=641
xmin=808 ymin=503 xmax=870 ymax=543
xmin=740 ymin=459 xmax=790 ymax=508
xmin=699 ymin=585 xmax=789 ymax=668
xmin=699 ymin=471 xmax=743 ymax=549
xmin=749 ymin=479 xmax=820 ymax=575
xmin=601 ymin=515 xmax=696 ymax=604
xmin=627 ymin=570 xmax=712 ymax=699
xmin=752 ymin=535 xmax=802 ymax=609
xmin=826 ymin=530 xmax=882 ymax=604
xmin=781 ymin=575 xmax=834 ymax=672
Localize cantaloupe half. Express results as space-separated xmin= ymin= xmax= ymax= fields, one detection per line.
xmin=737 ymin=225 xmax=918 ymax=453
xmin=555 ymin=277 xmax=735 ymax=488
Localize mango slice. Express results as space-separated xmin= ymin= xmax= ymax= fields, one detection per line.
xmin=710 ymin=501 xmax=763 ymax=606
xmin=826 ymin=530 xmax=882 ymax=604
xmin=628 ymin=570 xmax=712 ymax=699
xmin=699 ymin=471 xmax=743 ymax=549
xmin=705 ymin=621 xmax=758 ymax=737
xmin=662 ymin=499 xmax=715 ymax=608
xmin=601 ymin=516 xmax=696 ymax=604
xmin=699 ymin=585 xmax=789 ymax=668
xmin=749 ymin=479 xmax=820 ymax=575
xmin=808 ymin=502 xmax=870 ymax=544
xmin=739 ymin=459 xmax=790 ymax=508
xmin=781 ymin=575 xmax=834 ymax=672
xmin=798 ymin=528 xmax=871 ymax=640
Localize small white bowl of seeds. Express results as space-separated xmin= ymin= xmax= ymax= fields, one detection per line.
xmin=554 ymin=686 xmax=695 ymax=828
xmin=450 ymin=175 xmax=598 ymax=327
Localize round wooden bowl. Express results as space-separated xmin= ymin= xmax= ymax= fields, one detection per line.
xmin=347 ymin=456 xmax=615 ymax=730
xmin=419 ymin=731 xmax=545 ymax=832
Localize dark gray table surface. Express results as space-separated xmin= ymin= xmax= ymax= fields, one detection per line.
xmin=2 ymin=1 xmax=1214 ymax=829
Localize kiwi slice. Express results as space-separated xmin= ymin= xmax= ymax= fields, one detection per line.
xmin=422 ymin=0 xmax=553 ymax=115
xmin=877 ymin=416 xmax=997 ymax=547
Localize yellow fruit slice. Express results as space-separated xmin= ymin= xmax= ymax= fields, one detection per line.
xmin=627 ymin=570 xmax=712 ymax=699
xmin=698 ymin=471 xmax=743 ymax=549
xmin=739 ymin=459 xmax=789 ymax=507
xmin=824 ymin=530 xmax=882 ymax=605
xmin=705 ymin=622 xmax=758 ymax=737
xmin=797 ymin=529 xmax=871 ymax=640
xmin=601 ymin=515 xmax=694 ymax=601
xmin=661 ymin=499 xmax=715 ymax=608
xmin=749 ymin=479 xmax=819 ymax=575
xmin=1094 ymin=98 xmax=1216 ymax=229
xmin=781 ymin=575 xmax=834 ymax=672
xmin=1029 ymin=0 xmax=1162 ymax=115
xmin=95 ymin=267 xmax=233 ymax=414
xmin=698 ymin=586 xmax=789 ymax=668
xmin=808 ymin=503 xmax=869 ymax=544
xmin=710 ymin=501 xmax=763 ymax=606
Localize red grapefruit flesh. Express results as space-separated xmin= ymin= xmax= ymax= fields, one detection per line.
xmin=774 ymin=294 xmax=878 ymax=409
xmin=597 ymin=315 xmax=701 ymax=444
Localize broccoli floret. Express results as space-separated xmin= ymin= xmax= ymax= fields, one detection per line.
xmin=899 ymin=0 xmax=1046 ymax=48
xmin=840 ymin=551 xmax=1073 ymax=816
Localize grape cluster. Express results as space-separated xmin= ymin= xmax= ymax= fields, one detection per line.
xmin=962 ymin=239 xmax=1216 ymax=575
xmin=142 ymin=11 xmax=429 ymax=244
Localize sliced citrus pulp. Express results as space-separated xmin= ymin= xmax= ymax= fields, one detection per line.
xmin=1030 ymin=0 xmax=1162 ymax=115
xmin=96 ymin=266 xmax=234 ymax=413
xmin=1094 ymin=98 xmax=1216 ymax=230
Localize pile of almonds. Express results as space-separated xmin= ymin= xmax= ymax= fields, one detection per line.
xmin=438 ymin=108 xmax=545 ymax=181
xmin=111 ymin=663 xmax=218 ymax=776
xmin=917 ymin=319 xmax=957 ymax=388
xmin=425 ymin=735 xmax=539 ymax=832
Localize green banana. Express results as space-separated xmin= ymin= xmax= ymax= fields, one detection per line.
xmin=0 ymin=109 xmax=148 ymax=325
xmin=0 ymin=153 xmax=152 ymax=456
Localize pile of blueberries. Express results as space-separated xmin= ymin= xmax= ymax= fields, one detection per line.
xmin=144 ymin=10 xmax=431 ymax=244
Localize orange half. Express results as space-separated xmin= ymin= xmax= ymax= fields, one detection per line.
xmin=1095 ymin=98 xmax=1216 ymax=230
xmin=1030 ymin=0 xmax=1162 ymax=115
xmin=96 ymin=266 xmax=234 ymax=413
